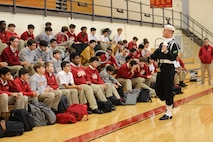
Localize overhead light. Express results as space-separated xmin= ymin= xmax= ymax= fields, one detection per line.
xmin=78 ymin=2 xmax=88 ymax=7
xmin=144 ymin=13 xmax=151 ymax=17
xmin=117 ymin=9 xmax=124 ymax=13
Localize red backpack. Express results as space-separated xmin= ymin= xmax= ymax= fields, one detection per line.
xmin=66 ymin=104 xmax=88 ymax=121
xmin=56 ymin=113 xmax=77 ymax=124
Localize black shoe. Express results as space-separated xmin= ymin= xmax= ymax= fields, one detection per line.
xmin=111 ymin=106 xmax=116 ymax=111
xmin=118 ymin=100 xmax=126 ymax=106
xmin=91 ymin=109 xmax=103 ymax=114
xmin=159 ymin=115 xmax=172 ymax=120
xmin=88 ymin=110 xmax=92 ymax=114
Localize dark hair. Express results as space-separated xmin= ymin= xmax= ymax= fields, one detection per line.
xmin=8 ymin=23 xmax=15 ymax=27
xmin=143 ymin=38 xmax=149 ymax=44
xmin=107 ymin=48 xmax=112 ymax=52
xmin=50 ymin=38 xmax=57 ymax=43
xmin=139 ymin=57 xmax=148 ymax=62
xmin=69 ymin=24 xmax=76 ymax=29
xmin=123 ymin=40 xmax=128 ymax=44
xmin=138 ymin=44 xmax=144 ymax=49
xmin=117 ymin=41 xmax=124 ymax=45
xmin=61 ymin=61 xmax=70 ymax=70
xmin=89 ymin=40 xmax=96 ymax=44
xmin=125 ymin=56 xmax=132 ymax=62
xmin=130 ymin=48 xmax=137 ymax=52
xmin=204 ymin=38 xmax=209 ymax=41
xmin=90 ymin=57 xmax=99 ymax=63
xmin=34 ymin=62 xmax=45 ymax=72
xmin=129 ymin=60 xmax=137 ymax=66
xmin=0 ymin=20 xmax=6 ymax=26
xmin=45 ymin=61 xmax=53 ymax=68
xmin=28 ymin=24 xmax=35 ymax=29
xmin=102 ymin=30 xmax=108 ymax=34
xmin=45 ymin=27 xmax=52 ymax=32
xmin=81 ymin=26 xmax=87 ymax=31
xmin=53 ymin=50 xmax=62 ymax=56
xmin=45 ymin=22 xmax=52 ymax=27
xmin=90 ymin=27 xmax=96 ymax=32
xmin=70 ymin=52 xmax=79 ymax=60
xmin=18 ymin=68 xmax=29 ymax=77
xmin=27 ymin=39 xmax=36 ymax=46
xmin=117 ymin=28 xmax=122 ymax=31
xmin=61 ymin=26 xmax=69 ymax=32
xmin=133 ymin=36 xmax=138 ymax=41
xmin=9 ymin=36 xmax=18 ymax=43
xmin=106 ymin=65 xmax=115 ymax=72
xmin=39 ymin=40 xmax=48 ymax=47
xmin=0 ymin=67 xmax=11 ymax=76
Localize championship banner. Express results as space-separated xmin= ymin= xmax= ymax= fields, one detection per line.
xmin=150 ymin=0 xmax=172 ymax=8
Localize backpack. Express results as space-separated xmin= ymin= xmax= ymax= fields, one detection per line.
xmin=33 ymin=102 xmax=56 ymax=125
xmin=116 ymin=86 xmax=124 ymax=98
xmin=108 ymin=96 xmax=119 ymax=106
xmin=97 ymin=100 xmax=112 ymax=113
xmin=173 ymin=85 xmax=183 ymax=95
xmin=28 ymin=104 xmax=47 ymax=126
xmin=137 ymin=88 xmax=152 ymax=102
xmin=57 ymin=95 xmax=69 ymax=114
xmin=56 ymin=113 xmax=77 ymax=124
xmin=0 ymin=119 xmax=24 ymax=137
xmin=124 ymin=89 xmax=140 ymax=105
xmin=9 ymin=109 xmax=35 ymax=131
xmin=66 ymin=104 xmax=88 ymax=121
xmin=5 ymin=121 xmax=24 ymax=137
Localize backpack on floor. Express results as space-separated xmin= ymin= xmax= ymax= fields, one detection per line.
xmin=137 ymin=88 xmax=152 ymax=102
xmin=108 ymin=96 xmax=119 ymax=106
xmin=56 ymin=113 xmax=77 ymax=124
xmin=5 ymin=121 xmax=24 ymax=137
xmin=173 ymin=85 xmax=183 ymax=95
xmin=57 ymin=95 xmax=69 ymax=114
xmin=28 ymin=103 xmax=47 ymax=126
xmin=124 ymin=89 xmax=140 ymax=105
xmin=66 ymin=104 xmax=88 ymax=121
xmin=97 ymin=100 xmax=112 ymax=113
xmin=33 ymin=102 xmax=56 ymax=125
xmin=9 ymin=109 xmax=35 ymax=131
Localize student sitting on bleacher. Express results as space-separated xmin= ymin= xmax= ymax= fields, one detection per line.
xmin=12 ymin=68 xmax=39 ymax=103
xmin=20 ymin=24 xmax=35 ymax=41
xmin=128 ymin=36 xmax=138 ymax=50
xmin=100 ymin=30 xmax=112 ymax=50
xmin=99 ymin=48 xmax=118 ymax=70
xmin=55 ymin=26 xmax=72 ymax=50
xmin=85 ymin=57 xmax=115 ymax=110
xmin=0 ymin=67 xmax=28 ymax=118
xmin=115 ymin=47 xmax=128 ymax=68
xmin=29 ymin=62 xmax=62 ymax=111
xmin=35 ymin=27 xmax=53 ymax=44
xmin=1 ymin=36 xmax=30 ymax=77
xmin=174 ymin=55 xmax=188 ymax=87
xmin=116 ymin=60 xmax=143 ymax=92
xmin=49 ymin=38 xmax=65 ymax=61
xmin=51 ymin=50 xmax=62 ymax=74
xmin=35 ymin=40 xmax=51 ymax=62
xmin=80 ymin=40 xmax=96 ymax=66
xmin=56 ymin=61 xmax=85 ymax=105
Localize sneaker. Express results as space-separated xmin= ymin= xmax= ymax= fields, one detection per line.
xmin=91 ymin=109 xmax=103 ymax=114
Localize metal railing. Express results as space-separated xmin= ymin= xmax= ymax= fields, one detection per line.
xmin=0 ymin=0 xmax=212 ymax=44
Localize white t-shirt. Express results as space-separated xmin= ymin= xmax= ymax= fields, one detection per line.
xmin=100 ymin=35 xmax=110 ymax=43
xmin=88 ymin=33 xmax=99 ymax=41
xmin=174 ymin=61 xmax=181 ymax=68
xmin=56 ymin=70 xmax=74 ymax=89
xmin=113 ymin=34 xmax=122 ymax=43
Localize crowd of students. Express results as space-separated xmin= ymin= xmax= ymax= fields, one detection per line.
xmin=0 ymin=20 xmax=188 ymax=119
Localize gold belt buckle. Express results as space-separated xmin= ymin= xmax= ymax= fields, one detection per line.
xmin=156 ymin=68 xmax=161 ymax=72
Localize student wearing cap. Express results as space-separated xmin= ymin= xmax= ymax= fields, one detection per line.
xmin=151 ymin=25 xmax=179 ymax=120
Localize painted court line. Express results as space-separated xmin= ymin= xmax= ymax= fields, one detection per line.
xmin=65 ymin=88 xmax=213 ymax=142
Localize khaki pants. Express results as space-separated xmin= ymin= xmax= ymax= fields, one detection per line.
xmin=174 ymin=70 xmax=187 ymax=84
xmin=18 ymin=40 xmax=25 ymax=51
xmin=109 ymin=83 xmax=121 ymax=99
xmin=0 ymin=42 xmax=7 ymax=55
xmin=117 ymin=77 xmax=143 ymax=92
xmin=0 ymin=93 xmax=28 ymax=112
xmin=139 ymin=77 xmax=156 ymax=97
xmin=100 ymin=42 xmax=111 ymax=50
xmin=8 ymin=65 xmax=23 ymax=78
xmin=39 ymin=90 xmax=62 ymax=110
xmin=201 ymin=63 xmax=212 ymax=84
xmin=80 ymin=84 xmax=98 ymax=110
xmin=90 ymin=84 xmax=107 ymax=101
xmin=60 ymin=88 xmax=85 ymax=105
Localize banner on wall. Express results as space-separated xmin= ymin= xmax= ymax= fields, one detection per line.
xmin=150 ymin=0 xmax=172 ymax=8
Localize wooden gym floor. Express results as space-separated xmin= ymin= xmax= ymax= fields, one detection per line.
xmin=1 ymin=80 xmax=213 ymax=142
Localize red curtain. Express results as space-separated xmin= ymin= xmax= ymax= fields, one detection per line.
xmin=150 ymin=0 xmax=172 ymax=8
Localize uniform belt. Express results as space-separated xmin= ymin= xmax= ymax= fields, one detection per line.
xmin=159 ymin=59 xmax=175 ymax=64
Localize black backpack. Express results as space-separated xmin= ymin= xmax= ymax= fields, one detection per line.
xmin=97 ymin=100 xmax=112 ymax=113
xmin=0 ymin=120 xmax=24 ymax=137
xmin=137 ymin=88 xmax=152 ymax=102
xmin=9 ymin=109 xmax=35 ymax=131
xmin=108 ymin=96 xmax=119 ymax=106
xmin=57 ymin=95 xmax=69 ymax=114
